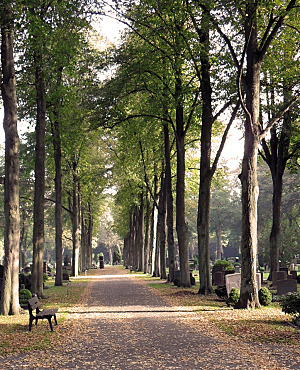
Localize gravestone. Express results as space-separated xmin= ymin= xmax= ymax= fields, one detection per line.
xmin=272 ymin=271 xmax=287 ymax=288
xmin=288 ymin=270 xmax=298 ymax=280
xmin=279 ymin=267 xmax=289 ymax=274
xmin=213 ymin=271 xmax=224 ymax=286
xmin=63 ymin=272 xmax=69 ymax=281
xmin=212 ymin=265 xmax=223 ymax=274
xmin=225 ymin=273 xmax=261 ymax=296
xmin=64 ymin=255 xmax=70 ymax=267
xmin=277 ymin=279 xmax=297 ymax=295
xmin=99 ymin=255 xmax=104 ymax=269
xmin=234 ymin=265 xmax=241 ymax=273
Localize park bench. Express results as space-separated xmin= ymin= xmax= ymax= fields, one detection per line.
xmin=27 ymin=295 xmax=58 ymax=332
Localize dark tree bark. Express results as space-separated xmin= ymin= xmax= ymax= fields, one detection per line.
xmin=261 ymin=85 xmax=294 ymax=279
xmin=197 ymin=12 xmax=213 ymax=295
xmin=175 ymin=73 xmax=190 ymax=287
xmin=132 ymin=205 xmax=139 ymax=271
xmin=31 ymin=61 xmax=46 ymax=298
xmin=144 ymin=192 xmax=151 ymax=273
xmin=0 ymin=1 xmax=20 ymax=315
xmin=50 ymin=108 xmax=63 ymax=286
xmin=71 ymin=159 xmax=80 ymax=277
xmin=81 ymin=205 xmax=87 ymax=272
xmin=138 ymin=191 xmax=144 ymax=271
xmin=237 ymin=2 xmax=262 ymax=308
xmin=88 ymin=202 xmax=93 ymax=268
xmin=163 ymin=122 xmax=175 ymax=283
xmin=158 ymin=172 xmax=167 ymax=279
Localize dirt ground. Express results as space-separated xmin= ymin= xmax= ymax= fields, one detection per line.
xmin=0 ymin=266 xmax=299 ymax=369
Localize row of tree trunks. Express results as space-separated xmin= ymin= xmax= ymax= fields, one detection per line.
xmin=123 ymin=178 xmax=168 ymax=278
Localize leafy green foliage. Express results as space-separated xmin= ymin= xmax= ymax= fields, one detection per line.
xmin=19 ymin=289 xmax=32 ymax=305
xmin=213 ymin=260 xmax=234 ymax=272
xmin=258 ymin=287 xmax=272 ymax=306
xmin=280 ymin=293 xmax=300 ymax=326
xmin=227 ymin=288 xmax=240 ymax=307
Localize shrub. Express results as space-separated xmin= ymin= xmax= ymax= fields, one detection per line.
xmin=258 ymin=287 xmax=272 ymax=306
xmin=227 ymin=287 xmax=240 ymax=307
xmin=214 ymin=285 xmax=228 ymax=300
xmin=43 ymin=273 xmax=49 ymax=282
xmin=19 ymin=273 xmax=31 ymax=291
xmin=213 ymin=260 xmax=234 ymax=272
xmin=19 ymin=289 xmax=32 ymax=305
xmin=280 ymin=292 xmax=300 ymax=326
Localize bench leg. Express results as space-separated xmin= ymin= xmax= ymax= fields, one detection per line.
xmin=29 ymin=317 xmax=34 ymax=331
xmin=47 ymin=317 xmax=54 ymax=331
xmin=54 ymin=314 xmax=57 ymax=326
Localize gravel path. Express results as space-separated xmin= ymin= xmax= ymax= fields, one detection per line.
xmin=1 ymin=266 xmax=299 ymax=369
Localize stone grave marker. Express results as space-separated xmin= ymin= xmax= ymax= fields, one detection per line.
xmin=272 ymin=270 xmax=287 ymax=288
xmin=213 ymin=271 xmax=224 ymax=286
xmin=225 ymin=273 xmax=261 ymax=296
xmin=277 ymin=279 xmax=297 ymax=295
xmin=288 ymin=270 xmax=297 ymax=280
xmin=279 ymin=267 xmax=289 ymax=274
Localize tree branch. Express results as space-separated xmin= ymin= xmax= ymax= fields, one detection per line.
xmin=259 ymin=95 xmax=300 ymax=141
xmin=211 ymin=102 xmax=240 ymax=176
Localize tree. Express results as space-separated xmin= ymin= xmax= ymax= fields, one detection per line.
xmin=0 ymin=0 xmax=20 ymax=315
xmin=100 ymin=1 xmax=201 ymax=286
xmin=259 ymin=19 xmax=300 ymax=278
xmin=201 ymin=0 xmax=299 ymax=308
xmin=186 ymin=2 xmax=240 ymax=294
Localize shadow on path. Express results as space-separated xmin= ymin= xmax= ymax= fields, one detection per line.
xmin=0 ymin=266 xmax=299 ymax=369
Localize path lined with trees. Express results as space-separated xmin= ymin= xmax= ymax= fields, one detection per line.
xmin=1 ymin=266 xmax=299 ymax=369
xmin=0 ymin=0 xmax=299 ymax=317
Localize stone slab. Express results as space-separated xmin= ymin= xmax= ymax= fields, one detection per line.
xmin=225 ymin=273 xmax=261 ymax=296
xmin=277 ymin=279 xmax=298 ymax=296
xmin=213 ymin=271 xmax=225 ymax=286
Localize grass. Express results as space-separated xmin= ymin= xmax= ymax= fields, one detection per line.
xmin=145 ymin=278 xmax=300 ymax=345
xmin=0 ymin=276 xmax=88 ymax=358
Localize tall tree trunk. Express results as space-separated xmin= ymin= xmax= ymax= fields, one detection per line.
xmin=71 ymin=161 xmax=80 ymax=277
xmin=158 ymin=172 xmax=167 ymax=279
xmin=31 ymin=61 xmax=46 ymax=298
xmin=133 ymin=206 xmax=139 ymax=271
xmin=0 ymin=1 xmax=20 ymax=315
xmin=238 ymin=2 xmax=261 ymax=308
xmin=163 ymin=122 xmax=175 ymax=282
xmin=51 ymin=109 xmax=63 ymax=286
xmin=197 ymin=11 xmax=213 ymax=295
xmin=81 ymin=205 xmax=87 ymax=272
xmin=262 ymin=85 xmax=292 ymax=279
xmin=88 ymin=202 xmax=93 ymax=269
xmin=175 ymin=74 xmax=190 ymax=287
xmin=144 ymin=192 xmax=151 ymax=273
xmin=138 ymin=191 xmax=144 ymax=271
xmin=150 ymin=175 xmax=159 ymax=275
